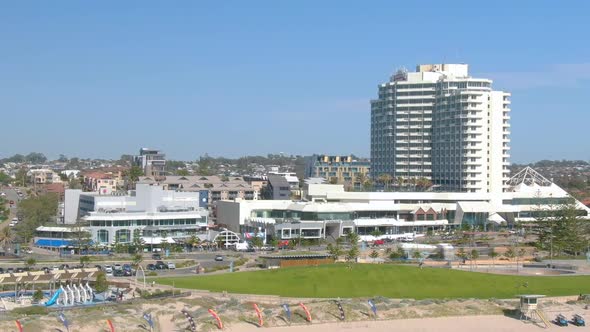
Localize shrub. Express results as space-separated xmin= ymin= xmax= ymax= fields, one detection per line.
xmin=32 ymin=288 xmax=44 ymax=302
xmin=12 ymin=306 xmax=48 ymax=315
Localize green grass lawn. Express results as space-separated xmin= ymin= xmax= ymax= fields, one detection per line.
xmin=155 ymin=264 xmax=590 ymax=299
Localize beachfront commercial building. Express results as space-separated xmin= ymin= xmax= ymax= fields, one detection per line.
xmin=216 ymin=167 xmax=589 ymax=241
xmin=370 ymin=64 xmax=511 ymax=195
xmin=63 ymin=184 xmax=208 ymax=246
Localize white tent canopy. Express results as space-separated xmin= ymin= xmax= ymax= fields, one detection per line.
xmin=140 ymin=236 xmax=176 ymax=245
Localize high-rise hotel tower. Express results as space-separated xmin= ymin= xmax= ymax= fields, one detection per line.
xmin=370 ymin=64 xmax=510 ymax=193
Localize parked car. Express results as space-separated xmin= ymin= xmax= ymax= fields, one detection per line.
xmin=6 ymin=267 xmax=14 ymax=274
xmin=113 ymin=269 xmax=125 ymax=277
xmin=104 ymin=265 xmax=113 ymax=274
xmin=215 ymin=255 xmax=224 ymax=261
xmin=15 ymin=268 xmax=24 ymax=273
xmin=152 ymin=253 xmax=162 ymax=260
xmin=95 ymin=265 xmax=102 ymax=270
xmin=146 ymin=264 xmax=156 ymax=271
xmin=155 ymin=261 xmax=168 ymax=269
xmin=0 ymin=267 xmax=4 ymax=274
xmin=167 ymin=262 xmax=176 ymax=269
xmin=122 ymin=264 xmax=135 ymax=276
xmin=113 ymin=264 xmax=122 ymax=271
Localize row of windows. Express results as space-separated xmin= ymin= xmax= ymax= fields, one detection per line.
xmin=90 ymin=218 xmax=201 ymax=227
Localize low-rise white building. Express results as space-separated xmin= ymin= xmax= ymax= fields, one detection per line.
xmin=63 ymin=184 xmax=208 ymax=246
xmin=217 ymin=167 xmax=589 ymax=241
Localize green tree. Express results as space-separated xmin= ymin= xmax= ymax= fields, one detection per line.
xmin=327 ymin=243 xmax=343 ymax=260
xmin=470 ymin=249 xmax=479 ymax=270
xmin=0 ymin=227 xmax=12 ymax=255
xmin=79 ymin=255 xmax=90 ymax=267
xmin=73 ymin=225 xmax=92 ymax=253
xmin=32 ymin=288 xmax=44 ymax=302
xmin=378 ymin=174 xmax=393 ymax=191
xmin=534 ymin=199 xmax=588 ymax=256
xmin=370 ymin=229 xmax=383 ymax=238
xmin=16 ymin=193 xmax=59 ymax=242
xmin=94 ymin=271 xmax=109 ymax=293
xmin=346 ymin=246 xmax=359 ymax=262
xmin=25 ymin=257 xmax=37 ymax=270
xmin=132 ymin=253 xmax=143 ymax=268
xmin=175 ymin=169 xmax=190 ymax=176
xmin=369 ymin=250 xmax=380 ymax=262
xmin=125 ymin=166 xmax=144 ymax=189
xmin=25 ymin=152 xmax=47 ymax=164
xmin=346 ymin=232 xmax=360 ymax=246
xmin=250 ymin=236 xmax=263 ymax=249
xmin=196 ymin=155 xmax=215 ymax=176
xmin=489 ymin=248 xmax=499 ymax=268
xmin=0 ymin=171 xmax=12 ymax=186
xmin=411 ymin=250 xmax=422 ymax=260
xmin=132 ymin=229 xmax=145 ymax=253
xmin=504 ymin=247 xmax=516 ymax=261
xmin=15 ymin=168 xmax=28 ymax=187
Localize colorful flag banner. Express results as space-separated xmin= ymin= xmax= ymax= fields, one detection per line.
xmin=208 ymin=309 xmax=223 ymax=330
xmin=368 ymin=299 xmax=377 ymax=317
xmin=143 ymin=312 xmax=154 ymax=330
xmin=106 ymin=319 xmax=115 ymax=332
xmin=299 ymin=303 xmax=312 ymax=323
xmin=336 ymin=301 xmax=345 ymax=321
xmin=59 ymin=312 xmax=70 ymax=332
xmin=181 ymin=309 xmax=196 ymax=332
xmin=15 ymin=320 xmax=23 ymax=332
xmin=282 ymin=304 xmax=291 ymax=322
xmin=253 ymin=303 xmax=264 ymax=327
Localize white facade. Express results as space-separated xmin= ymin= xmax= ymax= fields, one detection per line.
xmin=371 ymin=63 xmax=511 ymax=194
xmin=63 ymin=184 xmax=209 ymax=245
xmin=217 ymin=170 xmax=589 ymax=240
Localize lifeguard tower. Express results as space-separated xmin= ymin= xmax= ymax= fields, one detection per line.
xmin=518 ymin=295 xmax=549 ymax=328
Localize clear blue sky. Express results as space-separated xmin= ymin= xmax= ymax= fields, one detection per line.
xmin=1 ymin=1 xmax=589 ymax=163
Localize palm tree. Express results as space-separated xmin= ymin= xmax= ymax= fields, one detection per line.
xmin=0 ymin=227 xmax=12 ymax=255
xmin=396 ymin=176 xmax=405 ymax=191
xmin=378 ymin=174 xmax=393 ymax=191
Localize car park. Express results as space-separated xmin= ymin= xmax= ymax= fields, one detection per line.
xmin=155 ymin=261 xmax=168 ymax=269
xmin=122 ymin=264 xmax=135 ymax=276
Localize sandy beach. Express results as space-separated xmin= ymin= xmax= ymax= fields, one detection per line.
xmin=232 ymin=315 xmax=572 ymax=332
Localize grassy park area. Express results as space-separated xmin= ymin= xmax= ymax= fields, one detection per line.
xmin=155 ymin=264 xmax=590 ymax=299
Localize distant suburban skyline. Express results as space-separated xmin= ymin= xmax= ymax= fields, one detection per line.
xmin=1 ymin=1 xmax=589 ymax=163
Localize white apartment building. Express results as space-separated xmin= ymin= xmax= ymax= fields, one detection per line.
xmin=371 ymin=64 xmax=510 ymax=195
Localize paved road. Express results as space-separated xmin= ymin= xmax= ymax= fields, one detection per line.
xmin=0 ymin=187 xmax=21 ymax=231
